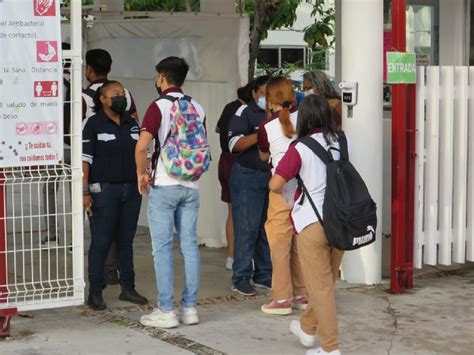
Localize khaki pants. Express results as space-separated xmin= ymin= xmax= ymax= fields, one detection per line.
xmin=297 ymin=222 xmax=344 ymax=352
xmin=265 ymin=191 xmax=306 ymax=300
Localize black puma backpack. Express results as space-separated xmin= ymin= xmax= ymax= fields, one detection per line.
xmin=296 ymin=133 xmax=377 ymax=251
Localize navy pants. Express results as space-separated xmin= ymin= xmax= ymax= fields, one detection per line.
xmin=88 ymin=183 xmax=141 ymax=294
xmin=230 ymin=163 xmax=272 ymax=285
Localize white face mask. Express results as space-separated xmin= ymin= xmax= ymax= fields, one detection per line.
xmin=257 ymin=95 xmax=266 ymax=110
xmin=303 ymin=89 xmax=315 ymax=97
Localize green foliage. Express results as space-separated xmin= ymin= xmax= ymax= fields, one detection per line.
xmin=124 ymin=0 xmax=200 ymax=12
xmin=304 ymin=2 xmax=335 ymax=49
xmin=236 ymin=0 xmax=300 ymax=41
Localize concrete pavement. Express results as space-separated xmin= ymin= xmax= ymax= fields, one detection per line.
xmin=1 ymin=240 xmax=473 ymax=354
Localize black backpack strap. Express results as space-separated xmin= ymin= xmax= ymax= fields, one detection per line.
xmin=159 ymin=95 xmax=178 ymax=103
xmin=296 ymin=174 xmax=324 ymax=227
xmin=337 ymin=132 xmax=349 ymax=161
xmin=83 ymin=87 xmax=96 ymax=99
xmin=298 ymin=136 xmax=333 ymax=164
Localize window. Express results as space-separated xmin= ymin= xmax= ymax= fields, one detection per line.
xmin=281 ymin=48 xmax=305 ymax=68
xmin=257 ymin=48 xmax=279 ymax=68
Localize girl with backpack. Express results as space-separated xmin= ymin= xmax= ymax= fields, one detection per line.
xmin=269 ymin=95 xmax=344 ymax=355
xmin=257 ymin=77 xmax=307 ymax=315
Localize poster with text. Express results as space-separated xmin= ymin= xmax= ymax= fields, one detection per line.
xmin=0 ymin=0 xmax=63 ymax=168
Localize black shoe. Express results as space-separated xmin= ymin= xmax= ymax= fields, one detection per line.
xmin=104 ymin=271 xmax=119 ymax=285
xmin=119 ymin=289 xmax=148 ymax=305
xmin=87 ymin=293 xmax=107 ymax=311
xmin=231 ymin=280 xmax=257 ymax=296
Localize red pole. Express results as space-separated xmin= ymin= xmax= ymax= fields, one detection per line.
xmin=390 ymin=0 xmax=415 ymax=293
xmin=0 ymin=169 xmax=16 ymax=337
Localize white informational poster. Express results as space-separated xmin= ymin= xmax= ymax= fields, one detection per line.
xmin=0 ymin=0 xmax=63 ymax=168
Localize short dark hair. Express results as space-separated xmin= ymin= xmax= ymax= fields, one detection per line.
xmin=237 ymin=83 xmax=253 ymax=103
xmin=155 ymin=57 xmax=189 ymax=87
xmin=85 ymin=49 xmax=112 ymax=76
xmin=252 ymin=75 xmax=271 ymax=93
xmin=297 ymin=94 xmax=338 ymax=144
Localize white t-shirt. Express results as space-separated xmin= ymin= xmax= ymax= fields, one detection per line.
xmin=141 ymin=89 xmax=206 ymax=189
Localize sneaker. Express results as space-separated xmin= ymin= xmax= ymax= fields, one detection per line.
xmin=225 ymin=257 xmax=233 ymax=270
xmin=253 ymin=279 xmax=272 ymax=290
xmin=87 ymin=293 xmax=107 ymax=311
xmin=261 ymin=299 xmax=292 ymax=315
xmin=290 ymin=319 xmax=316 ymax=348
xmin=231 ymin=280 xmax=257 ymax=296
xmin=179 ymin=306 xmax=199 ymax=325
xmin=306 ymin=347 xmax=341 ymax=355
xmin=104 ymin=271 xmax=119 ymax=285
xmin=119 ymin=289 xmax=148 ymax=305
xmin=292 ymin=295 xmax=308 ymax=310
xmin=140 ymin=309 xmax=179 ymax=329
xmin=41 ymin=235 xmax=57 ymax=247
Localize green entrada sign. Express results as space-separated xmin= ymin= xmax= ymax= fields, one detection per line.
xmin=386 ymin=52 xmax=416 ymax=84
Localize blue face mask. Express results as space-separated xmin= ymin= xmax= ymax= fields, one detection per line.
xmin=257 ymin=95 xmax=266 ymax=110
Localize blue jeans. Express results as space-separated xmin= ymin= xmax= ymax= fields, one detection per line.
xmin=88 ymin=183 xmax=141 ymax=294
xmin=148 ymin=185 xmax=200 ymax=311
xmin=230 ymin=163 xmax=272 ymax=284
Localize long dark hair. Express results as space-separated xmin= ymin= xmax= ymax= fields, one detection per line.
xmin=297 ymin=94 xmax=338 ymax=144
xmin=92 ymin=80 xmax=121 ymax=113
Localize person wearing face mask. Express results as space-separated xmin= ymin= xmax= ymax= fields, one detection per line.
xmin=80 ymin=48 xmax=139 ymax=286
xmin=302 ymin=70 xmax=342 ymax=128
xmin=227 ymin=75 xmax=273 ymax=296
xmin=82 ymin=80 xmax=148 ymax=311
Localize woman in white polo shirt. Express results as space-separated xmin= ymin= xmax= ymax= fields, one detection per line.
xmin=269 ymin=94 xmax=344 ymax=355
xmin=257 ymin=77 xmax=307 ymax=315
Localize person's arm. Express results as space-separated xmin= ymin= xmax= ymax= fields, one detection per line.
xmin=82 ymin=162 xmax=92 ymax=215
xmin=136 ymin=101 xmax=162 ymax=195
xmin=135 ymin=131 xmax=153 ymax=195
xmin=269 ymin=174 xmax=287 ymax=194
xmin=257 ymin=120 xmax=270 ymax=161
xmin=82 ymin=119 xmax=95 ymax=214
xmin=233 ymin=133 xmax=257 ymax=153
xmin=227 ymin=107 xmax=254 ymax=153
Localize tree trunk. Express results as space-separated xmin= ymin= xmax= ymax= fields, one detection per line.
xmin=248 ymin=0 xmax=268 ymax=82
xmin=183 ymin=0 xmax=192 ymax=12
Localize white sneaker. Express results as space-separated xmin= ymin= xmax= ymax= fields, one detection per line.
xmin=179 ymin=306 xmax=199 ymax=325
xmin=140 ymin=309 xmax=179 ymax=328
xmin=306 ymin=347 xmax=341 ymax=355
xmin=225 ymin=257 xmax=233 ymax=270
xmin=290 ymin=320 xmax=316 ymax=348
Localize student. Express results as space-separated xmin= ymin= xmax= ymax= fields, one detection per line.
xmin=135 ymin=57 xmax=207 ymax=329
xmin=227 ymin=75 xmax=272 ymax=296
xmin=269 ymin=95 xmax=344 ymax=355
xmin=215 ymin=83 xmax=252 ymax=270
xmin=82 ymin=48 xmax=138 ymax=285
xmin=82 ymin=80 xmax=148 ymax=311
xmin=257 ymin=77 xmax=307 ymax=315
xmin=303 ymin=70 xmax=342 ymax=128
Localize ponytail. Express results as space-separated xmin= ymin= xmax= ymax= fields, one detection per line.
xmin=278 ymin=101 xmax=296 ymax=138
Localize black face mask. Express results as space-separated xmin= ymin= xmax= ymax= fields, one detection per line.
xmin=156 ymin=84 xmax=162 ymax=97
xmin=110 ymin=96 xmax=127 ymax=114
